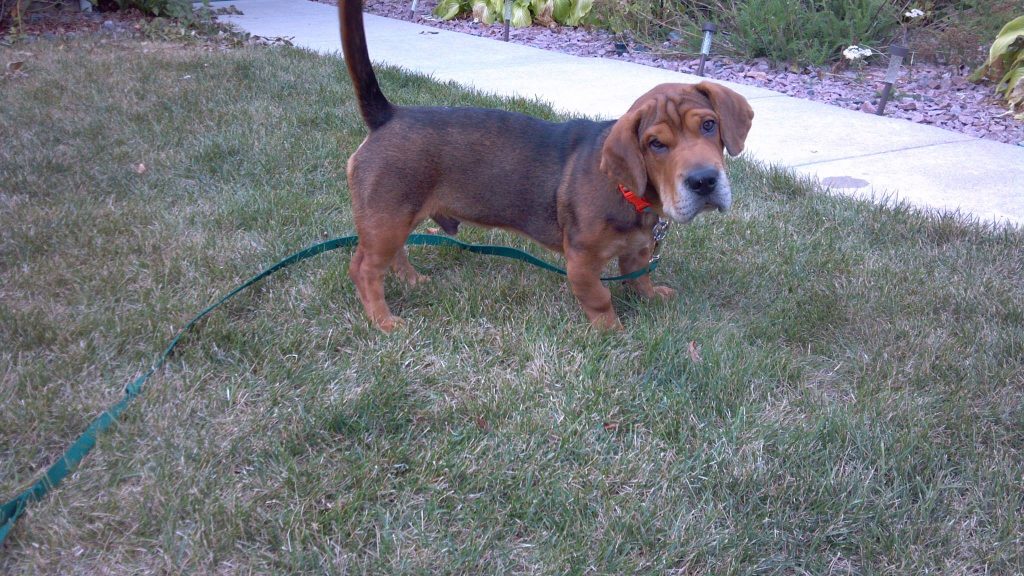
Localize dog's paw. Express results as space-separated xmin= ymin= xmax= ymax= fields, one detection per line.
xmin=403 ymin=271 xmax=431 ymax=287
xmin=376 ymin=315 xmax=406 ymax=333
xmin=589 ymin=313 xmax=624 ymax=331
xmin=390 ymin=264 xmax=430 ymax=286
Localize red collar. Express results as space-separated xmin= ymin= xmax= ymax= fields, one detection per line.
xmin=618 ymin=184 xmax=652 ymax=213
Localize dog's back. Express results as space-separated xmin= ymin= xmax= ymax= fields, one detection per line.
xmin=350 ymin=105 xmax=612 ymax=249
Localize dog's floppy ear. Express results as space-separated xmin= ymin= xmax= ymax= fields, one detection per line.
xmin=600 ymin=103 xmax=651 ymax=194
xmin=696 ymin=81 xmax=754 ymax=157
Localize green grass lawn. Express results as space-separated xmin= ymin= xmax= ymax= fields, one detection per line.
xmin=1 ymin=37 xmax=1022 ymax=574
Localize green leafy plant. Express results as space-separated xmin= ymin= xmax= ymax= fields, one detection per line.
xmin=107 ymin=0 xmax=206 ymax=19
xmin=590 ymin=0 xmax=899 ymax=66
xmin=969 ymin=15 xmax=1024 ymax=119
xmin=433 ymin=0 xmax=469 ymax=20
xmin=434 ymin=0 xmax=592 ymax=27
xmin=115 ymin=0 xmax=195 ymax=18
xmin=590 ymin=0 xmax=670 ymax=39
xmin=729 ymin=0 xmax=898 ymax=66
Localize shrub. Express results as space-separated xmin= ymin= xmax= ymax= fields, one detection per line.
xmin=589 ymin=0 xmax=702 ymax=48
xmin=433 ymin=0 xmax=594 ymax=28
xmin=109 ymin=0 xmax=195 ymax=18
xmin=970 ymin=15 xmax=1024 ymax=119
xmin=897 ymin=1 xmax=1020 ymax=66
xmin=591 ymin=0 xmax=900 ymax=66
xmin=733 ymin=0 xmax=897 ymax=66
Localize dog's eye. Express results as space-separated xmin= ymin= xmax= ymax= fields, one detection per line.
xmin=701 ymin=119 xmax=717 ymax=134
xmin=648 ymin=138 xmax=668 ymax=152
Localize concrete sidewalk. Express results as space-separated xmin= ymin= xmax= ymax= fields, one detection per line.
xmin=219 ymin=0 xmax=1024 ymax=226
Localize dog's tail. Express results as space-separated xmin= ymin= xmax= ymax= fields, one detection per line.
xmin=339 ymin=0 xmax=393 ymax=130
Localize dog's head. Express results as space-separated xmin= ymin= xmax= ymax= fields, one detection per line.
xmin=600 ymin=82 xmax=753 ymax=223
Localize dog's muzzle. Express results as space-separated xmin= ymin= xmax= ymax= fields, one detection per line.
xmin=666 ymin=167 xmax=731 ymax=222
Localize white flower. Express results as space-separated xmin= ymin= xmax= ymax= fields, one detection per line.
xmin=905 ymin=8 xmax=925 ymax=18
xmin=842 ymin=45 xmax=874 ymax=60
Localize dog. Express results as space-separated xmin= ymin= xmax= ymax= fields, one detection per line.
xmin=338 ymin=0 xmax=753 ymax=331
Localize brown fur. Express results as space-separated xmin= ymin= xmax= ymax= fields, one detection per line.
xmin=339 ymin=0 xmax=753 ymax=331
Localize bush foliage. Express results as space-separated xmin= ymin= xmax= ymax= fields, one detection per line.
xmin=970 ymin=15 xmax=1024 ymax=119
xmin=734 ymin=0 xmax=896 ymax=66
xmin=112 ymin=0 xmax=195 ymax=18
xmin=588 ymin=0 xmax=1017 ymax=67
xmin=434 ymin=0 xmax=594 ymax=27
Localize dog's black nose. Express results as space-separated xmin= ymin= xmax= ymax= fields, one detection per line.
xmin=685 ymin=168 xmax=719 ymax=196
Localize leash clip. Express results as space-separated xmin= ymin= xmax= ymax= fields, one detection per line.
xmin=649 ymin=217 xmax=670 ymax=263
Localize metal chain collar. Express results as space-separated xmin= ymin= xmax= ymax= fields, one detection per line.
xmin=649 ymin=217 xmax=670 ymax=264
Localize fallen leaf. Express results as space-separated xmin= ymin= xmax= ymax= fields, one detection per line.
xmin=603 ymin=421 xmax=620 ymax=432
xmin=6 ymin=61 xmax=24 ymax=72
xmin=134 ymin=163 xmax=147 ymax=174
xmin=687 ymin=340 xmax=702 ymax=364
xmin=474 ymin=416 xmax=490 ymax=432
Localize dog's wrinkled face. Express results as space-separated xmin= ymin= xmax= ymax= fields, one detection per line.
xmin=600 ymin=82 xmax=754 ymax=223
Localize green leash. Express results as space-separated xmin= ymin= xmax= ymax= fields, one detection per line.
xmin=0 ymin=232 xmax=659 ymax=545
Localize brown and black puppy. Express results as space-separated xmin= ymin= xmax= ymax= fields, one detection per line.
xmin=338 ymin=0 xmax=753 ymax=331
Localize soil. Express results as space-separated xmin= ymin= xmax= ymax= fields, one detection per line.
xmin=4 ymin=7 xmax=149 ymax=39
xmin=363 ymin=0 xmax=1024 ymax=146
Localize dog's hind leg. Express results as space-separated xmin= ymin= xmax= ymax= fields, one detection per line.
xmin=388 ymin=214 xmax=458 ymax=284
xmin=431 ymin=214 xmax=460 ymax=235
xmin=391 ymin=247 xmax=430 ymax=286
xmin=349 ymin=223 xmax=412 ymax=332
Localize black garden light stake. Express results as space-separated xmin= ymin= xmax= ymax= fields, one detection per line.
xmin=876 ymin=44 xmax=909 ymax=115
xmin=503 ymin=0 xmax=512 ymax=41
xmin=697 ymin=22 xmax=717 ymax=76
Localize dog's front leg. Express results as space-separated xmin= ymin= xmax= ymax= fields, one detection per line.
xmin=619 ymin=246 xmax=676 ymax=300
xmin=566 ymin=248 xmax=622 ymax=330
